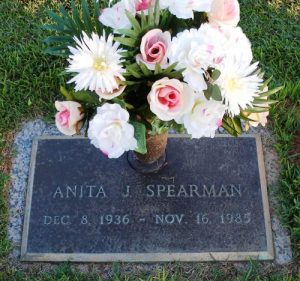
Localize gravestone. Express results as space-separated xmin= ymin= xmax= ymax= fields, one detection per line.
xmin=21 ymin=135 xmax=273 ymax=262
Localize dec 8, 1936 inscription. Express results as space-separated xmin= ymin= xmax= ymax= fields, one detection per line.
xmin=21 ymin=135 xmax=274 ymax=262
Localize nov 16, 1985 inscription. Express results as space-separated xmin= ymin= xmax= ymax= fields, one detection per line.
xmin=21 ymin=135 xmax=274 ymax=262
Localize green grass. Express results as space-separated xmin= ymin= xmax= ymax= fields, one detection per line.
xmin=0 ymin=262 xmax=299 ymax=281
xmin=241 ymin=0 xmax=300 ymax=85
xmin=0 ymin=0 xmax=299 ymax=279
xmin=270 ymin=82 xmax=300 ymax=255
xmin=241 ymin=0 xmax=300 ymax=256
xmin=238 ymin=0 xmax=300 ymax=257
xmin=0 ymin=0 xmax=65 ymax=132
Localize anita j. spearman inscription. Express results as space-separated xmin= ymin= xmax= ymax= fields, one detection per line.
xmin=21 ymin=135 xmax=274 ymax=262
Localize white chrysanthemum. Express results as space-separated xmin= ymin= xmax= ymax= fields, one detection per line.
xmin=169 ymin=24 xmax=227 ymax=91
xmin=216 ymin=59 xmax=263 ymax=116
xmin=66 ymin=32 xmax=125 ymax=94
xmin=182 ymin=93 xmax=226 ymax=138
xmin=161 ymin=0 xmax=212 ymax=19
xmin=88 ymin=103 xmax=137 ymax=159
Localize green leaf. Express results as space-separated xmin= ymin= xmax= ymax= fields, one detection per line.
xmin=73 ymin=90 xmax=99 ymax=105
xmin=117 ymin=29 xmax=138 ymax=39
xmin=253 ymin=99 xmax=277 ymax=105
xmin=126 ymin=64 xmax=142 ymax=78
xmin=47 ymin=10 xmax=67 ymax=26
xmin=81 ymin=0 xmax=94 ymax=33
xmin=204 ymin=83 xmax=223 ymax=101
xmin=150 ymin=117 xmax=169 ymax=135
xmin=160 ymin=9 xmax=172 ymax=29
xmin=114 ymin=36 xmax=136 ymax=47
xmin=166 ymin=68 xmax=184 ymax=79
xmin=259 ymin=76 xmax=272 ymax=91
xmin=140 ymin=11 xmax=147 ymax=30
xmin=59 ymin=5 xmax=78 ymax=32
xmin=60 ymin=86 xmax=75 ymax=101
xmin=112 ymin=98 xmax=126 ymax=109
xmin=203 ymin=84 xmax=213 ymax=100
xmin=164 ymin=62 xmax=178 ymax=73
xmin=122 ymin=80 xmax=141 ymax=86
xmin=245 ymin=106 xmax=269 ymax=113
xmin=125 ymin=103 xmax=134 ymax=110
xmin=93 ymin=0 xmax=102 ymax=34
xmin=154 ymin=63 xmax=162 ymax=75
xmin=125 ymin=10 xmax=141 ymax=33
xmin=147 ymin=6 xmax=154 ymax=26
xmin=43 ymin=24 xmax=66 ymax=32
xmin=239 ymin=112 xmax=256 ymax=122
xmin=259 ymin=86 xmax=283 ymax=98
xmin=231 ymin=117 xmax=243 ymax=134
xmin=204 ymin=90 xmax=211 ymax=100
xmin=43 ymin=36 xmax=73 ymax=44
xmin=138 ymin=63 xmax=152 ymax=76
xmin=71 ymin=0 xmax=85 ymax=31
xmin=44 ymin=46 xmax=68 ymax=57
xmin=44 ymin=0 xmax=101 ymax=57
xmin=222 ymin=116 xmax=242 ymax=137
xmin=211 ymin=69 xmax=221 ymax=81
xmin=211 ymin=84 xmax=222 ymax=101
xmin=130 ymin=121 xmax=147 ymax=154
xmin=154 ymin=0 xmax=160 ymax=26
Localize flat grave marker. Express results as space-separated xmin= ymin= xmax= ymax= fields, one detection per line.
xmin=21 ymin=135 xmax=273 ymax=262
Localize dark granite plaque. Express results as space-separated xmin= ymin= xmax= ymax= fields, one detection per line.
xmin=21 ymin=135 xmax=273 ymax=262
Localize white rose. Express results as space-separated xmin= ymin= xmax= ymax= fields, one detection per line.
xmin=162 ymin=0 xmax=212 ymax=19
xmin=169 ymin=25 xmax=227 ymax=91
xmin=182 ymin=94 xmax=226 ymax=138
xmin=99 ymin=1 xmax=132 ymax=30
xmin=99 ymin=1 xmax=159 ymax=30
xmin=88 ymin=103 xmax=137 ymax=158
xmin=221 ymin=26 xmax=253 ymax=66
xmin=147 ymin=78 xmax=195 ymax=122
xmin=208 ymin=0 xmax=240 ymax=27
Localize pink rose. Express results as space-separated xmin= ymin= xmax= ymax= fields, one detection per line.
xmin=147 ymin=78 xmax=195 ymax=121
xmin=208 ymin=0 xmax=240 ymax=27
xmin=55 ymin=101 xmax=84 ymax=136
xmin=136 ymin=29 xmax=171 ymax=70
xmin=248 ymin=111 xmax=269 ymax=127
xmin=135 ymin=0 xmax=155 ymax=11
xmin=124 ymin=0 xmax=156 ymax=13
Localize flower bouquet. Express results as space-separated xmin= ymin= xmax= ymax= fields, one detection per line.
xmin=44 ymin=0 xmax=281 ymax=163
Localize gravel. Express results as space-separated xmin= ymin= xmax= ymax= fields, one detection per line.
xmin=6 ymin=119 xmax=293 ymax=273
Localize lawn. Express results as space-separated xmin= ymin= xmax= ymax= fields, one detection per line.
xmin=0 ymin=0 xmax=299 ymax=279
